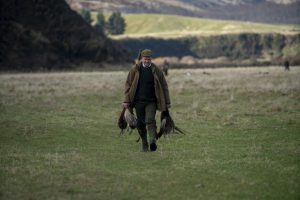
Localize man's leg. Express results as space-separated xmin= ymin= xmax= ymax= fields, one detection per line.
xmin=145 ymin=102 xmax=157 ymax=151
xmin=134 ymin=102 xmax=148 ymax=152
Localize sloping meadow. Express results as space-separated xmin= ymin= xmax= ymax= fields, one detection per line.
xmin=118 ymin=33 xmax=300 ymax=65
xmin=0 ymin=67 xmax=299 ymax=199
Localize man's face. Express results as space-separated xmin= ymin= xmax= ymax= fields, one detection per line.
xmin=142 ymin=57 xmax=152 ymax=67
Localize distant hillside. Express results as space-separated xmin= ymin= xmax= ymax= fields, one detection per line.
xmin=106 ymin=14 xmax=300 ymax=38
xmin=106 ymin=14 xmax=299 ymax=66
xmin=119 ymin=33 xmax=300 ymax=66
xmin=0 ymin=0 xmax=129 ymax=71
xmin=67 ymin=0 xmax=300 ymax=25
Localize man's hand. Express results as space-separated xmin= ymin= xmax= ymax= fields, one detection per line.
xmin=122 ymin=102 xmax=130 ymax=109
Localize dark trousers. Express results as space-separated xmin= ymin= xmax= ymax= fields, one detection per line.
xmin=134 ymin=101 xmax=157 ymax=143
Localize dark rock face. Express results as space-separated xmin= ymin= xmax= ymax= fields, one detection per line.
xmin=0 ymin=0 xmax=129 ymax=71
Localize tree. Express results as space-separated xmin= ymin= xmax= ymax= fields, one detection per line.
xmin=80 ymin=9 xmax=93 ymax=24
xmin=95 ymin=12 xmax=106 ymax=33
xmin=107 ymin=12 xmax=126 ymax=35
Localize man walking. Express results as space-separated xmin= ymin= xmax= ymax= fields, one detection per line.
xmin=122 ymin=49 xmax=171 ymax=152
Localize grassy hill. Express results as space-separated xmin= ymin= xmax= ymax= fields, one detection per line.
xmin=91 ymin=13 xmax=300 ymax=65
xmin=1 ymin=67 xmax=299 ymax=199
xmin=69 ymin=0 xmax=300 ymax=24
xmin=94 ymin=14 xmax=300 ymax=38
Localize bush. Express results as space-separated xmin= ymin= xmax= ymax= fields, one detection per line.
xmin=80 ymin=9 xmax=93 ymax=24
xmin=107 ymin=12 xmax=126 ymax=35
xmin=95 ymin=12 xmax=106 ymax=33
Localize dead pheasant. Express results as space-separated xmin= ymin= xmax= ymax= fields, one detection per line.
xmin=118 ymin=108 xmax=137 ymax=134
xmin=156 ymin=109 xmax=185 ymax=139
xmin=118 ymin=108 xmax=127 ymax=134
xmin=124 ymin=108 xmax=137 ymax=129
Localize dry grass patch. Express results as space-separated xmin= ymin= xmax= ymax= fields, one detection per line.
xmin=0 ymin=66 xmax=299 ymax=200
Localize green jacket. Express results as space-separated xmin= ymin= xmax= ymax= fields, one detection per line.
xmin=124 ymin=62 xmax=171 ymax=111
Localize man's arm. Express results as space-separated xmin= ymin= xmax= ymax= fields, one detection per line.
xmin=123 ymin=69 xmax=134 ymax=108
xmin=159 ymin=70 xmax=171 ymax=108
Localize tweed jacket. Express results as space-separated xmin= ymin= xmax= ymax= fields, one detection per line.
xmin=123 ymin=62 xmax=171 ymax=111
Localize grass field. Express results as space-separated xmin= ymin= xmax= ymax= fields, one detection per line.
xmin=0 ymin=67 xmax=300 ymax=199
xmin=92 ymin=13 xmax=300 ymax=38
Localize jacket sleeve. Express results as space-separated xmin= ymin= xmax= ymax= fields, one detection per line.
xmin=124 ymin=69 xmax=133 ymax=103
xmin=159 ymin=70 xmax=171 ymax=106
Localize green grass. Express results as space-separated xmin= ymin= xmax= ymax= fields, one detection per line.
xmin=0 ymin=67 xmax=300 ymax=199
xmin=92 ymin=13 xmax=300 ymax=38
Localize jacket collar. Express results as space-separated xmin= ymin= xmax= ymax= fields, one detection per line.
xmin=136 ymin=61 xmax=156 ymax=73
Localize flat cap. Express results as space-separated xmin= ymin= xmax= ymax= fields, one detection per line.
xmin=141 ymin=49 xmax=152 ymax=57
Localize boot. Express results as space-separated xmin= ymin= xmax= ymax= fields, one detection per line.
xmin=138 ymin=129 xmax=148 ymax=152
xmin=142 ymin=140 xmax=149 ymax=152
xmin=147 ymin=124 xmax=157 ymax=152
xmin=150 ymin=142 xmax=157 ymax=152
